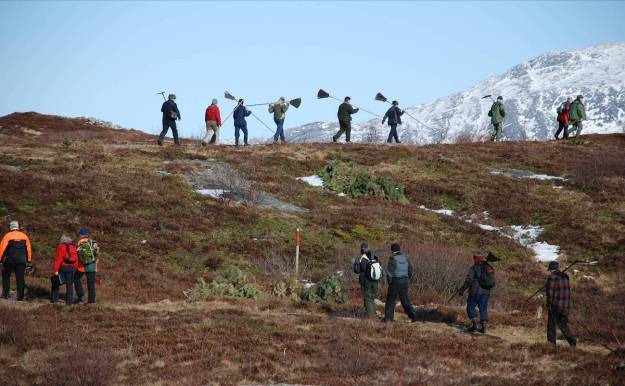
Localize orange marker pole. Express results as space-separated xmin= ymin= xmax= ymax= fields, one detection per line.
xmin=295 ymin=228 xmax=301 ymax=276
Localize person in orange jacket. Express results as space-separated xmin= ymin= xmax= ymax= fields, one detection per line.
xmin=51 ymin=235 xmax=78 ymax=304
xmin=73 ymin=227 xmax=99 ymax=304
xmin=0 ymin=221 xmax=32 ymax=301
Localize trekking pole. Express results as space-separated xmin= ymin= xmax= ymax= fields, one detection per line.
xmin=317 ymin=89 xmax=380 ymax=118
xmin=525 ymin=260 xmax=597 ymax=302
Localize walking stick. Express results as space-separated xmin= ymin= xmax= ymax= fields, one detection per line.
xmin=317 ymin=89 xmax=380 ymax=118
xmin=525 ymin=260 xmax=597 ymax=301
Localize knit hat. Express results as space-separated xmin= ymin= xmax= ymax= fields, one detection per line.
xmin=360 ymin=242 xmax=369 ymax=254
xmin=497 ymin=96 xmax=503 ymax=101
xmin=78 ymin=227 xmax=89 ymax=236
xmin=548 ymin=261 xmax=559 ymax=271
xmin=473 ymin=252 xmax=485 ymax=263
xmin=344 ymin=96 xmax=351 ymax=102
xmin=392 ymin=100 xmax=399 ymax=106
xmin=9 ymin=221 xmax=19 ymax=231
xmin=390 ymin=243 xmax=401 ymax=253
xmin=211 ymin=98 xmax=218 ymax=105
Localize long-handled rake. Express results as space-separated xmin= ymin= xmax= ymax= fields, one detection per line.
xmin=317 ymin=89 xmax=380 ymax=118
xmin=246 ymin=97 xmax=302 ymax=109
xmin=375 ymin=92 xmax=437 ymax=131
xmin=224 ymin=91 xmax=275 ymax=135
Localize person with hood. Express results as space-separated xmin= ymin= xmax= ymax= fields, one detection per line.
xmin=384 ymin=243 xmax=418 ymax=322
xmin=73 ymin=227 xmax=99 ymax=304
xmin=352 ymin=242 xmax=380 ymax=318
xmin=546 ymin=261 xmax=576 ymax=347
xmin=488 ymin=96 xmax=505 ymax=142
xmin=233 ymin=99 xmax=252 ymax=146
xmin=555 ymin=96 xmax=573 ymax=140
xmin=382 ymin=100 xmax=405 ymax=144
xmin=269 ymin=97 xmax=289 ymax=143
xmin=51 ymin=235 xmax=78 ymax=305
xmin=457 ymin=252 xmax=494 ymax=334
xmin=203 ymin=98 xmax=222 ymax=146
xmin=0 ymin=221 xmax=32 ymax=301
xmin=158 ymin=94 xmax=181 ymax=146
xmin=568 ymin=95 xmax=586 ymax=137
xmin=333 ymin=97 xmax=359 ymax=143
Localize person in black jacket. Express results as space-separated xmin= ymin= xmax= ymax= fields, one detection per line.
xmin=382 ymin=100 xmax=404 ymax=144
xmin=233 ymin=99 xmax=252 ymax=146
xmin=333 ymin=97 xmax=359 ymax=143
xmin=353 ymin=242 xmax=380 ymax=318
xmin=158 ymin=94 xmax=181 ymax=146
xmin=384 ymin=243 xmax=418 ymax=322
xmin=457 ymin=252 xmax=492 ymax=333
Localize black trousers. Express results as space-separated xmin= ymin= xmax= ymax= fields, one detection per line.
xmin=333 ymin=122 xmax=351 ymax=142
xmin=235 ymin=125 xmax=248 ymax=145
xmin=387 ymin=124 xmax=399 ymax=143
xmin=51 ymin=267 xmax=74 ymax=304
xmin=2 ymin=262 xmax=26 ymax=300
xmin=159 ymin=120 xmax=179 ymax=144
xmin=547 ymin=306 xmax=576 ymax=345
xmin=384 ymin=277 xmax=417 ymax=321
xmin=555 ymin=122 xmax=569 ymax=139
xmin=74 ymin=271 xmax=96 ymax=303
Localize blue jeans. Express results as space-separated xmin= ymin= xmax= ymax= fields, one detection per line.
xmin=467 ymin=293 xmax=490 ymax=321
xmin=235 ymin=124 xmax=248 ymax=145
xmin=273 ymin=119 xmax=285 ymax=142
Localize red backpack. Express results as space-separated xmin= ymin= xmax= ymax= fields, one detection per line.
xmin=62 ymin=243 xmax=78 ymax=265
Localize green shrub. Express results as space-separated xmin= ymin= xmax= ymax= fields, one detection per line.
xmin=301 ymin=274 xmax=347 ymax=304
xmin=184 ymin=265 xmax=261 ymax=301
xmin=318 ymin=161 xmax=408 ymax=203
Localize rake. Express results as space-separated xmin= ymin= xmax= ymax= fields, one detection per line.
xmin=317 ymin=89 xmax=380 ymax=118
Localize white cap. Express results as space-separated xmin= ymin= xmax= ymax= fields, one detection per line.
xmin=9 ymin=221 xmax=19 ymax=231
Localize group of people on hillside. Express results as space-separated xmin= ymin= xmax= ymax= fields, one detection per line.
xmin=554 ymin=95 xmax=587 ymax=140
xmin=0 ymin=222 xmax=99 ymax=304
xmin=354 ymin=242 xmax=576 ymax=346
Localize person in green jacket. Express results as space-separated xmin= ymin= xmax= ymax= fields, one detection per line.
xmin=333 ymin=97 xmax=359 ymax=143
xmin=488 ymin=96 xmax=505 ymax=142
xmin=269 ymin=97 xmax=289 ymax=143
xmin=568 ymin=95 xmax=586 ymax=137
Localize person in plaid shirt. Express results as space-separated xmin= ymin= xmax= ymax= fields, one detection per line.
xmin=546 ymin=261 xmax=576 ymax=347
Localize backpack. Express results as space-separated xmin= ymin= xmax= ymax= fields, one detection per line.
xmin=77 ymin=239 xmax=98 ymax=265
xmin=63 ymin=243 xmax=78 ymax=265
xmin=366 ymin=257 xmax=383 ymax=281
xmin=353 ymin=255 xmax=367 ymax=274
xmin=478 ymin=263 xmax=496 ymax=289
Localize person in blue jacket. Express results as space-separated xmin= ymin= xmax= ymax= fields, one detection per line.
xmin=382 ymin=100 xmax=404 ymax=144
xmin=233 ymin=99 xmax=252 ymax=146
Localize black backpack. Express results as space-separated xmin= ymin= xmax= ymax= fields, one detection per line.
xmin=353 ymin=255 xmax=367 ymax=274
xmin=478 ymin=263 xmax=496 ymax=289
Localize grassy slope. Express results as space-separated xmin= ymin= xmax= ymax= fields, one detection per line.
xmin=0 ymin=113 xmax=624 ymax=385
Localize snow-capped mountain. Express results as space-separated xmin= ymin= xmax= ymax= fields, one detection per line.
xmin=281 ymin=43 xmax=625 ymax=144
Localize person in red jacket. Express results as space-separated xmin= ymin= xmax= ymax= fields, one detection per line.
xmin=0 ymin=221 xmax=32 ymax=301
xmin=555 ymin=96 xmax=573 ymax=140
xmin=202 ymin=98 xmax=222 ymax=146
xmin=51 ymin=235 xmax=78 ymax=304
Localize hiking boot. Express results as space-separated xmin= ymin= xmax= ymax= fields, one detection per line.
xmin=568 ymin=338 xmax=577 ymax=347
xmin=73 ymin=298 xmax=84 ymax=304
xmin=201 ymin=141 xmax=207 ymax=147
xmin=175 ymin=142 xmax=181 ymax=146
xmin=466 ymin=319 xmax=478 ymax=333
xmin=478 ymin=321 xmax=488 ymax=334
xmin=157 ymin=139 xmax=163 ymax=146
xmin=332 ymin=136 xmax=337 ymax=143
xmin=244 ymin=143 xmax=250 ymax=146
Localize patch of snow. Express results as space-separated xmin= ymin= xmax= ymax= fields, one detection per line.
xmin=419 ymin=205 xmax=455 ymax=216
xmin=477 ymin=224 xmax=499 ymax=231
xmin=527 ymin=241 xmax=560 ymax=262
xmin=552 ymin=186 xmax=564 ymax=189
xmin=298 ymin=279 xmax=316 ymax=289
xmin=156 ymin=170 xmax=172 ymax=176
xmin=141 ymin=240 xmax=147 ymax=244
xmin=527 ymin=174 xmax=566 ymax=181
xmin=297 ymin=175 xmax=324 ymax=187
xmin=195 ymin=189 xmax=228 ymax=198
xmin=337 ymin=192 xmax=346 ymax=197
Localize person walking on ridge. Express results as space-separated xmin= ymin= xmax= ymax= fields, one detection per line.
xmin=333 ymin=97 xmax=359 ymax=143
xmin=203 ymin=99 xmax=222 ymax=146
xmin=382 ymin=100 xmax=404 ymax=144
xmin=555 ymin=96 xmax=573 ymax=140
xmin=233 ymin=99 xmax=252 ymax=146
xmin=158 ymin=94 xmax=181 ymax=146
xmin=568 ymin=95 xmax=586 ymax=137
xmin=269 ymin=97 xmax=289 ymax=144
xmin=545 ymin=261 xmax=576 ymax=347
xmin=488 ymin=96 xmax=505 ymax=142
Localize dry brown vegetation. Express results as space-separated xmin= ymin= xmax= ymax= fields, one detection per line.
xmin=1 ymin=112 xmax=624 ymax=384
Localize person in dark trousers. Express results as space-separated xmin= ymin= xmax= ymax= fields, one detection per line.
xmin=568 ymin=95 xmax=586 ymax=137
xmin=382 ymin=100 xmax=404 ymax=143
xmin=233 ymin=99 xmax=252 ymax=146
xmin=555 ymin=96 xmax=573 ymax=140
xmin=0 ymin=221 xmax=32 ymax=301
xmin=353 ymin=242 xmax=379 ymax=318
xmin=333 ymin=97 xmax=359 ymax=143
xmin=458 ymin=252 xmax=491 ymax=333
xmin=158 ymin=94 xmax=181 ymax=146
xmin=384 ymin=243 xmax=417 ymax=322
xmin=51 ymin=235 xmax=78 ymax=304
xmin=73 ymin=227 xmax=99 ymax=304
xmin=488 ymin=96 xmax=505 ymax=142
xmin=546 ymin=261 xmax=576 ymax=347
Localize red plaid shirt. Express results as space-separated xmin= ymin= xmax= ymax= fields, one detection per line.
xmin=546 ymin=271 xmax=571 ymax=309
